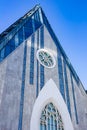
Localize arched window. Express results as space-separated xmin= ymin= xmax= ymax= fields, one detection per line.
xmin=40 ymin=103 xmax=64 ymax=130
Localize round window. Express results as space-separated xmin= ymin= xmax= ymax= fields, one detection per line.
xmin=36 ymin=49 xmax=56 ymax=68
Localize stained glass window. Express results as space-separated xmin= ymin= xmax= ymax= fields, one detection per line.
xmin=40 ymin=103 xmax=64 ymax=130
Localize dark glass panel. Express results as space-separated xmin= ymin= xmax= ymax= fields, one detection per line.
xmin=5 ymin=43 xmax=11 ymax=57
xmin=71 ymin=74 xmax=78 ymax=124
xmin=29 ymin=34 xmax=35 ymax=85
xmin=0 ymin=51 xmax=2 ymax=61
xmin=18 ymin=27 xmax=24 ymax=44
xmin=34 ymin=11 xmax=41 ymax=30
xmin=15 ymin=33 xmax=19 ymax=47
xmin=58 ymin=55 xmax=65 ymax=100
xmin=0 ymin=48 xmax=5 ymax=60
xmin=24 ymin=18 xmax=33 ymax=39
xmin=9 ymin=37 xmax=15 ymax=51
xmin=63 ymin=60 xmax=71 ymax=118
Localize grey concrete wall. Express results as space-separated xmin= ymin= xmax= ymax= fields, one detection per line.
xmin=0 ymin=43 xmax=24 ymax=130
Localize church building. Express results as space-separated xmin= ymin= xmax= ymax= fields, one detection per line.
xmin=0 ymin=5 xmax=87 ymax=130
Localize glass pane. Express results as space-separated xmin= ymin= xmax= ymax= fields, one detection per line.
xmin=24 ymin=18 xmax=33 ymax=39
xmin=34 ymin=11 xmax=41 ymax=30
xmin=9 ymin=37 xmax=15 ymax=51
xmin=1 ymin=48 xmax=5 ymax=59
xmin=18 ymin=28 xmax=23 ymax=44
xmin=15 ymin=33 xmax=19 ymax=47
xmin=40 ymin=124 xmax=42 ymax=130
xmin=5 ymin=43 xmax=11 ymax=57
xmin=48 ymin=118 xmax=50 ymax=130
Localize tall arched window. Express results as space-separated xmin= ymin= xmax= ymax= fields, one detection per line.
xmin=40 ymin=103 xmax=64 ymax=130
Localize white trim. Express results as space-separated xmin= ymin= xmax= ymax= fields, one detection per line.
xmin=30 ymin=79 xmax=74 ymax=130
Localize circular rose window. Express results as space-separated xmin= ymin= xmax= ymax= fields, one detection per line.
xmin=36 ymin=49 xmax=56 ymax=68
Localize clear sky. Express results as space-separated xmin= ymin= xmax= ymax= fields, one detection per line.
xmin=0 ymin=0 xmax=87 ymax=89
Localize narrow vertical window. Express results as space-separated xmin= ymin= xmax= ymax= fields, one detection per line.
xmin=40 ymin=26 xmax=44 ymax=89
xmin=18 ymin=27 xmax=24 ymax=44
xmin=5 ymin=42 xmax=11 ymax=57
xmin=71 ymin=73 xmax=78 ymax=124
xmin=0 ymin=48 xmax=5 ymax=61
xmin=15 ymin=33 xmax=19 ymax=47
xmin=9 ymin=37 xmax=15 ymax=52
xmin=63 ymin=60 xmax=71 ymax=118
xmin=29 ymin=34 xmax=35 ymax=84
xmin=36 ymin=30 xmax=39 ymax=97
xmin=58 ymin=52 xmax=65 ymax=100
xmin=34 ymin=10 xmax=41 ymax=30
xmin=24 ymin=18 xmax=33 ymax=39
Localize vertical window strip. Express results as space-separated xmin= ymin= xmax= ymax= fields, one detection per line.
xmin=18 ymin=27 xmax=24 ymax=45
xmin=58 ymin=51 xmax=65 ymax=100
xmin=63 ymin=60 xmax=72 ymax=118
xmin=36 ymin=30 xmax=39 ymax=97
xmin=24 ymin=18 xmax=33 ymax=40
xmin=39 ymin=8 xmax=43 ymax=23
xmin=36 ymin=61 xmax=39 ymax=96
xmin=18 ymin=41 xmax=27 ymax=130
xmin=40 ymin=26 xmax=44 ymax=48
xmin=40 ymin=26 xmax=44 ymax=89
xmin=29 ymin=34 xmax=35 ymax=84
xmin=0 ymin=48 xmax=5 ymax=61
xmin=34 ymin=11 xmax=39 ymax=22
xmin=32 ymin=16 xmax=35 ymax=32
xmin=15 ymin=33 xmax=19 ymax=47
xmin=37 ymin=10 xmax=40 ymax=22
xmin=70 ymin=73 xmax=78 ymax=124
xmin=40 ymin=65 xmax=44 ymax=89
xmin=34 ymin=11 xmax=42 ymax=30
xmin=0 ymin=52 xmax=1 ymax=62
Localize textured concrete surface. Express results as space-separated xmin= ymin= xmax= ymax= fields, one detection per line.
xmin=0 ymin=43 xmax=24 ymax=130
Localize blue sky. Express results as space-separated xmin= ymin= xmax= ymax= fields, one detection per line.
xmin=0 ymin=0 xmax=87 ymax=89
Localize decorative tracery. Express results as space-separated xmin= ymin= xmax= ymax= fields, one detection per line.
xmin=36 ymin=49 xmax=56 ymax=68
xmin=40 ymin=103 xmax=64 ymax=130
